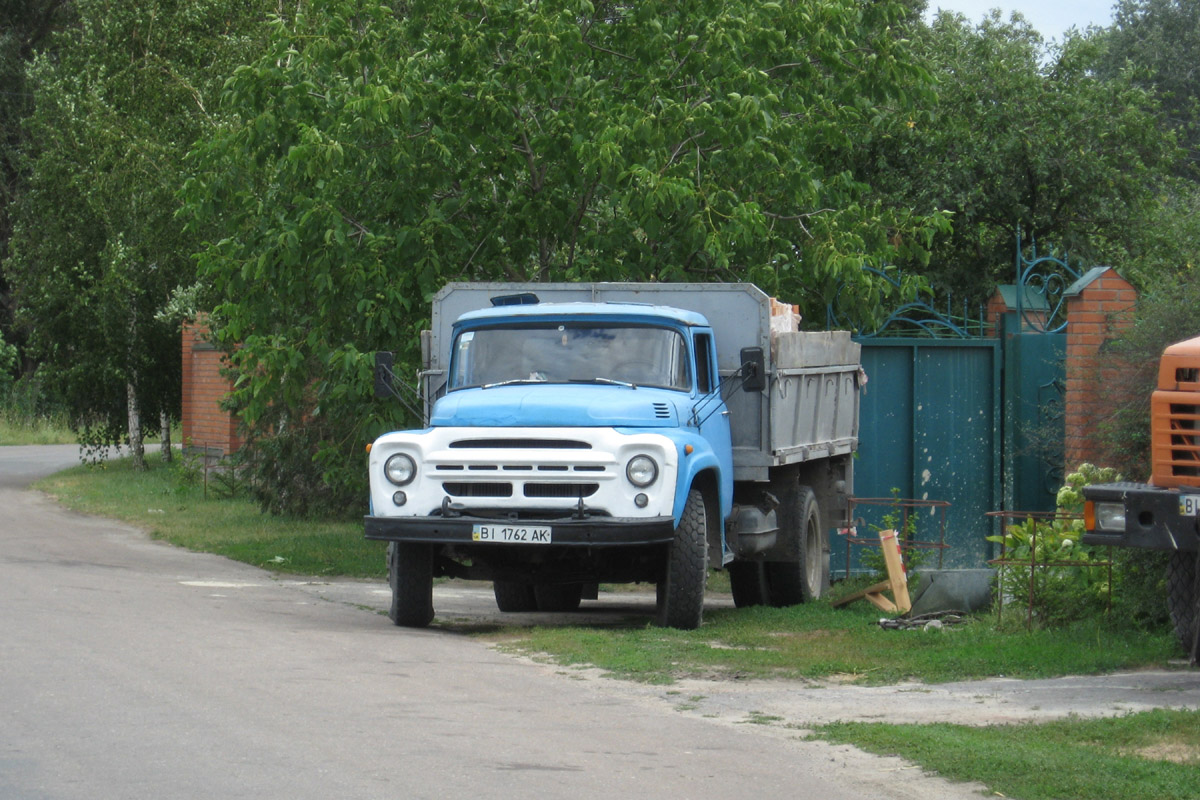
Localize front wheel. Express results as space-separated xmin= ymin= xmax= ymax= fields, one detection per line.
xmin=656 ymin=487 xmax=708 ymax=630
xmin=1166 ymin=550 xmax=1198 ymax=657
xmin=387 ymin=541 xmax=434 ymax=628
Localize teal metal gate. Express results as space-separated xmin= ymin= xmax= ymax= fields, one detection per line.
xmin=828 ymin=240 xmax=1082 ymax=573
xmin=847 ymin=338 xmax=1001 ymax=570
xmin=1001 ymin=237 xmax=1079 ymax=513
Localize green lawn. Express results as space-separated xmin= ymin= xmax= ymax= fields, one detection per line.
xmin=0 ymin=416 xmax=76 ymax=445
xmin=36 ymin=452 xmax=384 ymax=578
xmin=815 ymin=709 xmax=1200 ymax=800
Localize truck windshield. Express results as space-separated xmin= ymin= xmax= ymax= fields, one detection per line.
xmin=450 ymin=323 xmax=691 ymax=391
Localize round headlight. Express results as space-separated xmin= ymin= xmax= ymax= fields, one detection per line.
xmin=384 ymin=453 xmax=417 ymax=486
xmin=626 ymin=455 xmax=658 ymax=488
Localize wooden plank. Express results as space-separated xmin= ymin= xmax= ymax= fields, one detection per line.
xmin=879 ymin=529 xmax=912 ymax=614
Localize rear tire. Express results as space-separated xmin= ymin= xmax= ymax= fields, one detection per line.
xmin=387 ymin=541 xmax=434 ymax=627
xmin=729 ymin=561 xmax=769 ymax=608
xmin=766 ymin=482 xmax=825 ymax=606
xmin=493 ymin=580 xmax=537 ymax=612
xmin=656 ymin=487 xmax=708 ymax=630
xmin=1166 ymin=550 xmax=1198 ymax=655
xmin=534 ymin=583 xmax=584 ymax=612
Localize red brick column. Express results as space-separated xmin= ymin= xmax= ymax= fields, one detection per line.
xmin=1063 ymin=269 xmax=1137 ymax=469
xmin=181 ymin=319 xmax=241 ymax=456
xmin=985 ymin=291 xmax=1007 ymax=337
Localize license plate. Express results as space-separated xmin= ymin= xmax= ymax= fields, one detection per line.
xmin=472 ymin=524 xmax=552 ymax=544
xmin=1180 ymin=495 xmax=1200 ymax=517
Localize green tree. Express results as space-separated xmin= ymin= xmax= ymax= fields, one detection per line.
xmin=4 ymin=0 xmax=267 ymax=465
xmin=0 ymin=0 xmax=73 ymax=362
xmin=182 ymin=0 xmax=948 ymax=514
xmin=1093 ymin=1 xmax=1200 ymax=285
xmin=1101 ymin=0 xmax=1200 ymax=178
xmin=863 ymin=11 xmax=1180 ymax=299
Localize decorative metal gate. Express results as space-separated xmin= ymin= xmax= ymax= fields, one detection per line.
xmin=1002 ymin=235 xmax=1079 ymax=513
xmin=828 ymin=272 xmax=1000 ymax=572
xmin=827 ymin=238 xmax=1082 ymax=572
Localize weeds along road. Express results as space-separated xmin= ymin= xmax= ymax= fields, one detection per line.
xmin=0 ymin=445 xmax=989 ymax=800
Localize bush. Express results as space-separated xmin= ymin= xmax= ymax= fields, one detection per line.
xmin=239 ymin=417 xmax=365 ymax=519
xmin=990 ymin=464 xmax=1120 ymax=627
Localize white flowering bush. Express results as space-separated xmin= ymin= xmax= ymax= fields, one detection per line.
xmin=988 ymin=464 xmax=1121 ymax=627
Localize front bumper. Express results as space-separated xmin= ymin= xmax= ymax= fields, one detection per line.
xmin=1082 ymin=482 xmax=1200 ymax=552
xmin=365 ymin=514 xmax=676 ymax=547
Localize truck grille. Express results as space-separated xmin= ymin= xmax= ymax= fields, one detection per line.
xmin=524 ymin=483 xmax=599 ymax=498
xmin=434 ymin=436 xmax=612 ymax=502
xmin=449 ymin=438 xmax=591 ymax=450
xmin=443 ymin=482 xmax=513 ymax=497
xmin=1151 ymin=392 xmax=1200 ymax=487
xmin=1166 ymin=403 xmax=1200 ymax=477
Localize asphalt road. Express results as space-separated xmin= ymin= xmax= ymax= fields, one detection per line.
xmin=0 ymin=446 xmax=989 ymax=800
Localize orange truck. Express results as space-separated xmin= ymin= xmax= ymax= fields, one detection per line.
xmin=1083 ymin=336 xmax=1200 ymax=661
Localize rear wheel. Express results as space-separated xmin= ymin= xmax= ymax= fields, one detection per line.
xmin=656 ymin=487 xmax=708 ymax=629
xmin=1166 ymin=550 xmax=1198 ymax=654
xmin=493 ymin=580 xmax=537 ymax=612
xmin=534 ymin=583 xmax=584 ymax=612
xmin=728 ymin=561 xmax=769 ymax=608
xmin=765 ymin=481 xmax=825 ymax=606
xmin=387 ymin=541 xmax=434 ymax=628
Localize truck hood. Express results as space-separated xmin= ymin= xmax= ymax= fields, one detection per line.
xmin=430 ymin=384 xmax=683 ymax=428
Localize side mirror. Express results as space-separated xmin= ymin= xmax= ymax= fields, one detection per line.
xmin=374 ymin=351 xmax=395 ymax=399
xmin=740 ymin=347 xmax=765 ymax=393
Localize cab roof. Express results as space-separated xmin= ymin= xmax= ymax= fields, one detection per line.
xmin=454 ymin=301 xmax=711 ymax=328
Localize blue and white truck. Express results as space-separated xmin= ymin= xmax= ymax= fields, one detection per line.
xmin=365 ymin=283 xmax=861 ymax=629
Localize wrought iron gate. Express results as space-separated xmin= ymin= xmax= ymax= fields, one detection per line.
xmin=828 ymin=238 xmax=1082 ymax=572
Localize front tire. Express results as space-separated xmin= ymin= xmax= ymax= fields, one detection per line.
xmin=656 ymin=487 xmax=708 ymax=630
xmin=387 ymin=541 xmax=434 ymax=628
xmin=1166 ymin=550 xmax=1198 ymax=655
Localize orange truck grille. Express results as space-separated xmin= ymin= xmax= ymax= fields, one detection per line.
xmin=1152 ymin=392 xmax=1200 ymax=487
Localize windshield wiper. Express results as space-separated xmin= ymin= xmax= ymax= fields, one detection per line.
xmin=481 ymin=379 xmax=543 ymax=389
xmin=569 ymin=377 xmax=637 ymax=389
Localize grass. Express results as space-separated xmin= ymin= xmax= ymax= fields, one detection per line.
xmin=0 ymin=414 xmax=77 ymax=445
xmin=813 ymin=709 xmax=1200 ymax=800
xmin=493 ymin=601 xmax=1180 ymax=685
xmin=36 ymin=453 xmax=386 ymax=578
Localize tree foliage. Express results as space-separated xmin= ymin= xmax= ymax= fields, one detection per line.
xmin=1101 ymin=0 xmax=1200 ymax=178
xmin=0 ymin=0 xmax=72 ymax=356
xmin=864 ymin=11 xmax=1180 ymax=298
xmin=4 ymin=0 xmax=267 ymax=462
xmin=182 ymin=0 xmax=947 ymax=513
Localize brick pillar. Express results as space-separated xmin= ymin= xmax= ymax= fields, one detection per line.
xmin=181 ymin=318 xmax=241 ymax=456
xmin=984 ymin=291 xmax=1007 ymax=337
xmin=1063 ymin=269 xmax=1137 ymax=469
xmin=985 ymin=285 xmax=1052 ymax=335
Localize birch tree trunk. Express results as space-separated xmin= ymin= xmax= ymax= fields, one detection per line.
xmin=127 ymin=381 xmax=145 ymax=471
xmin=160 ymin=410 xmax=173 ymax=463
